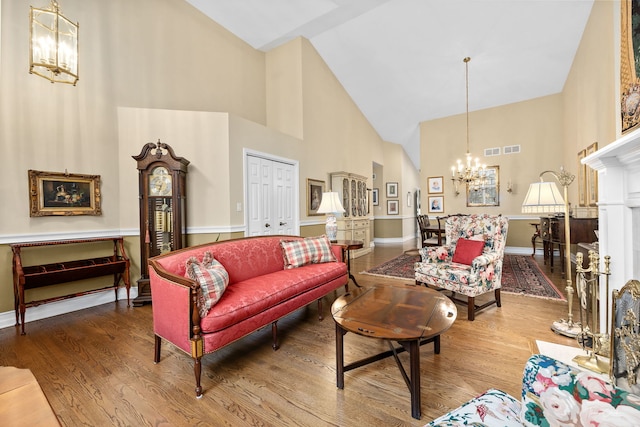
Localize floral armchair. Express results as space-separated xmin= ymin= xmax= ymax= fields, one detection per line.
xmin=414 ymin=214 xmax=509 ymax=320
xmin=425 ymin=353 xmax=640 ymax=426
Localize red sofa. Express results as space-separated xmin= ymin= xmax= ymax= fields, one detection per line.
xmin=148 ymin=235 xmax=348 ymax=397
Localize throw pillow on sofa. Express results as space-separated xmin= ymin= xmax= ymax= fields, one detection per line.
xmin=185 ymin=251 xmax=229 ymax=318
xmin=280 ymin=235 xmax=337 ymax=269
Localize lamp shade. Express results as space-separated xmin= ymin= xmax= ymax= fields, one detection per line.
xmin=521 ymin=181 xmax=565 ymax=214
xmin=316 ymin=192 xmax=345 ymax=214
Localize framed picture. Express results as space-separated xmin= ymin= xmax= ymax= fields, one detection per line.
xmin=307 ymin=178 xmax=325 ymax=216
xmin=577 ymin=148 xmax=587 ymax=207
xmin=386 ymin=182 xmax=398 ymax=198
xmin=586 ymin=142 xmax=598 ymax=206
xmin=387 ymin=199 xmax=399 ymax=215
xmin=467 ymin=165 xmax=500 ymax=207
xmin=428 ymin=176 xmax=443 ymax=194
xmin=372 ymin=188 xmax=379 ymax=206
xmin=428 ymin=196 xmax=444 ymax=213
xmin=28 ymin=169 xmax=101 ymax=217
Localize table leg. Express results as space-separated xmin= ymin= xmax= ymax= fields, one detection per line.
xmin=336 ymin=323 xmax=346 ymax=389
xmin=344 ymin=248 xmax=361 ymax=288
xmin=407 ymin=340 xmax=421 ymax=419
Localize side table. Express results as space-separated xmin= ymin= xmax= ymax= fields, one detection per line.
xmin=335 ymin=240 xmax=363 ymax=287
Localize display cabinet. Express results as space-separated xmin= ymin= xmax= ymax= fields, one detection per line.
xmin=133 ymin=140 xmax=189 ymax=306
xmin=330 ymin=172 xmax=371 ymax=258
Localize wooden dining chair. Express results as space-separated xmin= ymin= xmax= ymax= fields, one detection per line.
xmin=417 ymin=214 xmax=439 ymax=247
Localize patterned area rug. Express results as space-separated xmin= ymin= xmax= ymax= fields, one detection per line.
xmin=362 ymin=252 xmax=565 ymax=300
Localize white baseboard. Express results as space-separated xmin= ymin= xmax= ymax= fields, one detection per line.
xmin=0 ymin=287 xmax=137 ymax=331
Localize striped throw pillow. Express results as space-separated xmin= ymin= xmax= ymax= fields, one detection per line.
xmin=280 ymin=235 xmax=337 ymax=269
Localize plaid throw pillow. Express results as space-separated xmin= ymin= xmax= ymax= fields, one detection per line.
xmin=185 ymin=251 xmax=229 ymax=318
xmin=280 ymin=235 xmax=337 ymax=269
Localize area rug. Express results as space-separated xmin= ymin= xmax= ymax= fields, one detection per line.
xmin=361 ymin=253 xmax=565 ymax=300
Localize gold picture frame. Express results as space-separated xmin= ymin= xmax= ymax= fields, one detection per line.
xmin=621 ymin=1 xmax=640 ymax=132
xmin=428 ymin=195 xmax=444 ymax=213
xmin=307 ymin=178 xmax=325 ymax=216
xmin=28 ymin=170 xmax=101 ymax=216
xmin=427 ymin=176 xmax=443 ymax=194
xmin=586 ymin=142 xmax=598 ymax=206
xmin=466 ymin=165 xmax=499 ymax=207
xmin=577 ymin=148 xmax=587 ymax=207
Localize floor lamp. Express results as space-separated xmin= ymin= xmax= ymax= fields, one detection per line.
xmin=522 ymin=168 xmax=581 ymax=338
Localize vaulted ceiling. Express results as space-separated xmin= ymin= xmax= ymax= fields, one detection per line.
xmin=185 ymin=0 xmax=595 ymax=167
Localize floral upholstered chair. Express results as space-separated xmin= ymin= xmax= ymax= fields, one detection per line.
xmin=425 ymin=353 xmax=640 ymax=426
xmin=414 ymin=214 xmax=509 ymax=320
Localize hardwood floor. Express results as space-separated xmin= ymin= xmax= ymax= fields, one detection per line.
xmin=0 ymin=241 xmax=579 ymax=426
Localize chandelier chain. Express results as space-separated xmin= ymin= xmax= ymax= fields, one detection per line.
xmin=451 ymin=56 xmax=485 ymax=196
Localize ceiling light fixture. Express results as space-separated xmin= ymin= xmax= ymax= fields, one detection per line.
xmin=30 ymin=0 xmax=79 ymax=85
xmin=451 ymin=57 xmax=485 ymax=196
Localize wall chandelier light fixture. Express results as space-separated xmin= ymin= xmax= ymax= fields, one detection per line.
xmin=30 ymin=0 xmax=79 ymax=85
xmin=451 ymin=57 xmax=486 ymax=196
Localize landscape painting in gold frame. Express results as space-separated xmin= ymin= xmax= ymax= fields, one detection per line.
xmin=586 ymin=142 xmax=598 ymax=206
xmin=577 ymin=148 xmax=587 ymax=207
xmin=28 ymin=170 xmax=102 ymax=217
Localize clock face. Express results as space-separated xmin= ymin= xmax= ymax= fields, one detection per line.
xmin=149 ymin=166 xmax=172 ymax=196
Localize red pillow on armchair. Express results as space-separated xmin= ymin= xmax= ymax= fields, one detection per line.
xmin=452 ymin=238 xmax=485 ymax=265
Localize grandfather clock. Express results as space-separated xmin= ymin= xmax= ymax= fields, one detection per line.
xmin=133 ymin=140 xmax=189 ymax=306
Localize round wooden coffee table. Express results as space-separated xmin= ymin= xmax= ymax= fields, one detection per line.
xmin=331 ymin=282 xmax=457 ymax=419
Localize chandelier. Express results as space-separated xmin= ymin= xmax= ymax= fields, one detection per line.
xmin=451 ymin=57 xmax=485 ymax=196
xmin=29 ymin=0 xmax=79 ymax=85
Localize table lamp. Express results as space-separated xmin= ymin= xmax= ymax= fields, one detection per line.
xmin=316 ymin=192 xmax=345 ymax=242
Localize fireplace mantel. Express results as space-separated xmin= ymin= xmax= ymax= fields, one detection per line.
xmin=583 ymin=127 xmax=640 ymax=330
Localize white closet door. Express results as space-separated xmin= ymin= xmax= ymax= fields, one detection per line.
xmin=247 ymin=155 xmax=296 ymax=236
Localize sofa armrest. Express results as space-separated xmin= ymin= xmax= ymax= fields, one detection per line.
xmin=330 ymin=244 xmax=344 ymax=262
xmin=149 ymin=259 xmax=201 ymax=354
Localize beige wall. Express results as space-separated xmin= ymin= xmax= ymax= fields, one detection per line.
xmin=0 ymin=0 xmax=621 ymax=316
xmin=418 ymin=1 xmax=617 ymax=250
xmin=0 ymin=0 xmax=411 ymax=313
xmin=562 ymin=0 xmax=617 ymax=204
xmin=420 ymin=94 xmax=564 ymax=217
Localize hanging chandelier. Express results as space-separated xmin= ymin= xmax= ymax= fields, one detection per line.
xmin=451 ymin=57 xmax=485 ymax=196
xmin=29 ymin=0 xmax=79 ymax=85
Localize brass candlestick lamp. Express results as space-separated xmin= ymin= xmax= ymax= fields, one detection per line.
xmin=522 ymin=168 xmax=580 ymax=337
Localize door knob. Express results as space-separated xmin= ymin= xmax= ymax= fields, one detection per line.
xmin=280 ymin=222 xmax=287 ymax=226
xmin=265 ymin=223 xmax=271 ymax=228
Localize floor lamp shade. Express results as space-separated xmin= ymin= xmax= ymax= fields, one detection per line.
xmin=316 ymin=192 xmax=345 ymax=242
xmin=521 ymin=181 xmax=565 ymax=214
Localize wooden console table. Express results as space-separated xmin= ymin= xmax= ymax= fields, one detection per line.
xmin=11 ymin=236 xmax=130 ymax=334
xmin=540 ymin=216 xmax=598 ymax=275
